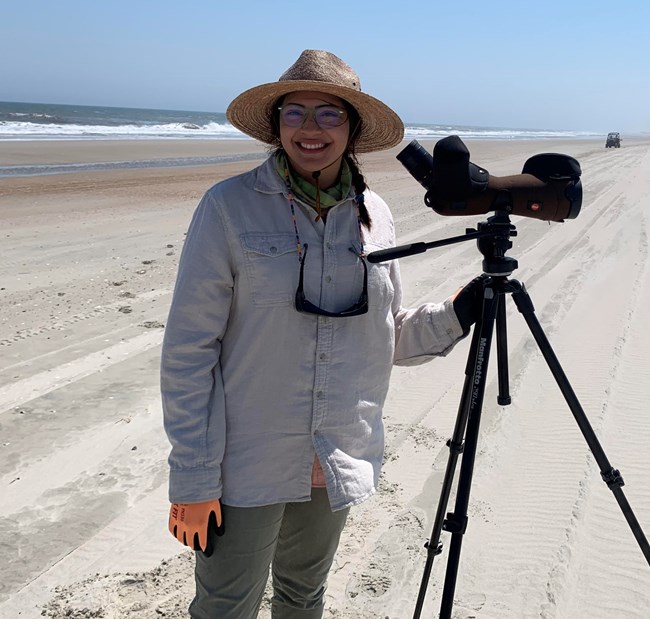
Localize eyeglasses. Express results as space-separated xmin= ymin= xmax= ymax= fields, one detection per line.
xmin=278 ymin=103 xmax=349 ymax=129
xmin=295 ymin=244 xmax=368 ymax=317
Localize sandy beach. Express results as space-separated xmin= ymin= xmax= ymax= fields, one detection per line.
xmin=2 ymin=136 xmax=650 ymax=618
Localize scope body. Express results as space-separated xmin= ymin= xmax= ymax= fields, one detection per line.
xmin=397 ymin=136 xmax=582 ymax=222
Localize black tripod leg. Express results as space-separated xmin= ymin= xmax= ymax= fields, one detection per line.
xmin=412 ymin=280 xmax=499 ymax=619
xmin=437 ymin=285 xmax=501 ymax=618
xmin=412 ymin=346 xmax=474 ymax=619
xmin=509 ymin=279 xmax=650 ymax=566
xmin=496 ymin=291 xmax=512 ymax=405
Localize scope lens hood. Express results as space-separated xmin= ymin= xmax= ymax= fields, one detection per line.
xmin=522 ymin=153 xmax=582 ymax=181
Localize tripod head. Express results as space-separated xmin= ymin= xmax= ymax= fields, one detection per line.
xmin=471 ymin=212 xmax=518 ymax=276
xmin=367 ymin=210 xmax=520 ymax=278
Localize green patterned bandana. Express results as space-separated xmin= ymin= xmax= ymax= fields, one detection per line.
xmin=275 ymin=151 xmax=352 ymax=210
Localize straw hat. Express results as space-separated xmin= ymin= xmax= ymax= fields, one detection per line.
xmin=226 ymin=50 xmax=404 ymax=153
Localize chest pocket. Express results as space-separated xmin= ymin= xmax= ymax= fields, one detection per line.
xmin=241 ymin=233 xmax=298 ymax=306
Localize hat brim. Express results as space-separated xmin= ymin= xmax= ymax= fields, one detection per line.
xmin=226 ymin=81 xmax=404 ymax=154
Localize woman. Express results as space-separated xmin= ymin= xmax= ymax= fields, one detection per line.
xmin=162 ymin=49 xmax=480 ymax=618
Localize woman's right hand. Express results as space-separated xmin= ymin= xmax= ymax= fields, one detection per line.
xmin=168 ymin=499 xmax=224 ymax=557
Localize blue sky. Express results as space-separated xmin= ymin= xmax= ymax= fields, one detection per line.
xmin=2 ymin=0 xmax=649 ymax=132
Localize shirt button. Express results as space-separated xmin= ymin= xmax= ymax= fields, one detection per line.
xmin=316 ymin=390 xmax=324 ymax=399
xmin=319 ymin=353 xmax=327 ymax=361
xmin=326 ymin=242 xmax=334 ymax=249
xmin=325 ymin=275 xmax=332 ymax=283
xmin=269 ymin=246 xmax=277 ymax=253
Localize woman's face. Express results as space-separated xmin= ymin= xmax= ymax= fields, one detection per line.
xmin=278 ymin=91 xmax=350 ymax=189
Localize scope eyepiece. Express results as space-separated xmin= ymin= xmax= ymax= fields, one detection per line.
xmin=396 ymin=140 xmax=434 ymax=191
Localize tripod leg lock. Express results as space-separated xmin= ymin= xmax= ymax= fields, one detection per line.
xmin=443 ymin=512 xmax=468 ymax=535
xmin=601 ymin=467 xmax=625 ymax=489
xmin=446 ymin=438 xmax=464 ymax=454
xmin=424 ymin=541 xmax=444 ymax=556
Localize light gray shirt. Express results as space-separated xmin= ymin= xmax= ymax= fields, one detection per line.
xmin=161 ymin=156 xmax=464 ymax=511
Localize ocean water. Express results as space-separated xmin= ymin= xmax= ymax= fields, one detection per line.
xmin=0 ymin=101 xmax=241 ymax=140
xmin=0 ymin=101 xmax=602 ymax=178
xmin=0 ymin=101 xmax=600 ymax=142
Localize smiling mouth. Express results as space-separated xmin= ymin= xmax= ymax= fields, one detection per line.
xmin=298 ymin=142 xmax=327 ymax=151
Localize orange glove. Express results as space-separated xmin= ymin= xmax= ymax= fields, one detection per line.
xmin=168 ymin=499 xmax=224 ymax=557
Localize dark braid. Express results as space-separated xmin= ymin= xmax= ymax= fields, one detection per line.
xmin=342 ymin=103 xmax=372 ymax=230
xmin=345 ymin=153 xmax=372 ymax=230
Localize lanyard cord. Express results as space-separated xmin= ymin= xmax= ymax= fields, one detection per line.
xmin=285 ymin=168 xmax=304 ymax=260
xmin=283 ymin=167 xmax=365 ymax=261
xmin=313 ymin=171 xmax=322 ymax=222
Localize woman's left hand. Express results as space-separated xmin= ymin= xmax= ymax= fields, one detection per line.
xmin=452 ymin=275 xmax=488 ymax=335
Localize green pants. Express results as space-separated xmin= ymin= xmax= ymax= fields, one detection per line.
xmin=190 ymin=488 xmax=350 ymax=618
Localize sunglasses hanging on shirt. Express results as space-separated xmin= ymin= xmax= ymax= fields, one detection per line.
xmin=295 ymin=244 xmax=369 ymax=317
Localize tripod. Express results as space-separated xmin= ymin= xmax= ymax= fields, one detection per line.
xmin=368 ymin=212 xmax=650 ymax=619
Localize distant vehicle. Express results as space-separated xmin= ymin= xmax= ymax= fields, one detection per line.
xmin=605 ymin=132 xmax=621 ymax=148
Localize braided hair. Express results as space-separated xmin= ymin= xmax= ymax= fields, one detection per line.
xmin=345 ymin=160 xmax=370 ymax=230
